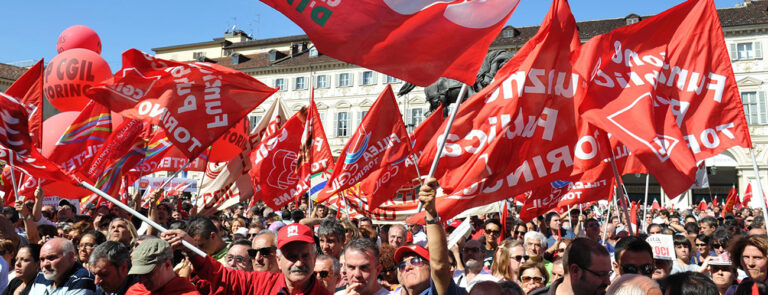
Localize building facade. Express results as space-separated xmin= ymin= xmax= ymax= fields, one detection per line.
xmin=153 ymin=1 xmax=767 ymax=207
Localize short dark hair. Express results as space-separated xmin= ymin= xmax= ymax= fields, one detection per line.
xmin=695 ymin=234 xmax=711 ymax=245
xmin=82 ymin=230 xmax=107 ymax=246
xmin=659 ymin=271 xmax=718 ymax=295
xmin=231 ymin=239 xmax=252 ymax=248
xmin=684 ymin=222 xmax=699 ymax=235
xmin=186 ymin=216 xmax=218 ymax=238
xmin=614 ymin=236 xmax=652 ymax=263
xmin=673 ymin=234 xmax=692 ymax=252
xmin=712 ymin=228 xmax=733 ymax=245
xmin=89 ymin=241 xmax=130 ymax=266
xmin=563 ymin=238 xmax=609 ymax=275
xmin=647 ymin=223 xmax=663 ymax=233
xmin=699 ymin=216 xmax=717 ymax=228
xmin=485 ymin=218 xmax=501 ymax=229
xmin=343 ymin=238 xmax=380 ymax=261
xmin=734 ymin=279 xmax=768 ymax=295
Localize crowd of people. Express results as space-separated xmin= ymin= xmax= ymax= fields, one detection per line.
xmin=0 ymin=179 xmax=767 ymax=295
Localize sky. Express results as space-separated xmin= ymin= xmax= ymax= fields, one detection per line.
xmin=0 ymin=0 xmax=742 ymax=70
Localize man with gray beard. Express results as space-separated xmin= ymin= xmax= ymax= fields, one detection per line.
xmin=29 ymin=237 xmax=96 ymax=294
xmin=453 ymin=240 xmax=499 ymax=291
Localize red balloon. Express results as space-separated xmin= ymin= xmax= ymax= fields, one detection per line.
xmin=208 ymin=118 xmax=249 ymax=162
xmin=57 ymin=25 xmax=102 ymax=54
xmin=41 ymin=112 xmax=79 ymax=157
xmin=45 ymin=48 xmax=112 ymax=112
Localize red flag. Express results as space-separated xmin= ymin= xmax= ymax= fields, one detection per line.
xmin=697 ymin=199 xmax=708 ymax=212
xmin=295 ymin=95 xmax=333 ymax=196
xmin=86 ymin=49 xmax=277 ymax=159
xmin=317 ymin=85 xmax=412 ymax=204
xmin=743 ymin=183 xmax=753 ymax=208
xmin=500 ymin=201 xmax=509 ymax=244
xmin=407 ymin=0 xmax=582 ymax=222
xmin=86 ymin=119 xmax=150 ymax=198
xmin=0 ymin=93 xmax=79 ymax=186
xmin=712 ymin=196 xmax=718 ymax=208
xmin=134 ymin=129 xmax=208 ymax=175
xmin=651 ymin=199 xmax=661 ymax=211
xmin=260 ymin=0 xmax=520 ymax=86
xmin=5 ymin=59 xmax=44 ymax=147
xmin=572 ymin=0 xmax=752 ymax=198
xmin=723 ymin=185 xmax=738 ymax=217
xmin=630 ymin=201 xmax=639 ymax=231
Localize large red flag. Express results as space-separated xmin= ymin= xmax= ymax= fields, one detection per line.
xmin=0 ymin=93 xmax=79 ymax=185
xmin=723 ymin=185 xmax=738 ymax=217
xmin=295 ymin=96 xmax=334 ymax=198
xmin=86 ymin=49 xmax=276 ymax=159
xmin=259 ymin=0 xmax=519 ymax=86
xmin=572 ymin=0 xmax=752 ymax=198
xmin=5 ymin=59 xmax=44 ymax=147
xmin=317 ymin=85 xmax=412 ymax=203
xmin=407 ymin=0 xmax=582 ymax=222
xmin=134 ymin=129 xmax=208 ymax=175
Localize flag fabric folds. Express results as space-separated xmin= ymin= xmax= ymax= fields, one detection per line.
xmin=259 ymin=0 xmax=520 ymax=86
xmin=5 ymin=59 xmax=44 ymax=147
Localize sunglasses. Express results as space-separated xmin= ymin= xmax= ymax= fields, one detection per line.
xmin=711 ymin=243 xmax=725 ymax=249
xmin=516 ymin=231 xmax=527 ymax=235
xmin=695 ymin=243 xmax=708 ymax=247
xmin=621 ymin=263 xmax=654 ymax=276
xmin=248 ymin=247 xmax=276 ymax=257
xmin=513 ymin=255 xmax=529 ymax=262
xmin=485 ymin=230 xmax=501 ymax=235
xmin=521 ymin=276 xmax=544 ymax=283
xmin=398 ymin=257 xmax=427 ymax=271
xmin=316 ymin=270 xmax=331 ymax=279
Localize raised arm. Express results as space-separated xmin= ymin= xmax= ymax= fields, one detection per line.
xmin=420 ymin=178 xmax=451 ymax=295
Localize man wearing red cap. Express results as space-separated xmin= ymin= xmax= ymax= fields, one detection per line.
xmin=390 ymin=178 xmax=463 ymax=295
xmin=162 ymin=223 xmax=331 ymax=295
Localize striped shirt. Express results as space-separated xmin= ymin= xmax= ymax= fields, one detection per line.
xmin=28 ymin=262 xmax=96 ymax=295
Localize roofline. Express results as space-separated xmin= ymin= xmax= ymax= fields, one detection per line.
xmin=152 ymin=39 xmax=230 ymax=52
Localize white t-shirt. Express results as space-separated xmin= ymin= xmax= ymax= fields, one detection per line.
xmin=452 ymin=269 xmax=499 ymax=291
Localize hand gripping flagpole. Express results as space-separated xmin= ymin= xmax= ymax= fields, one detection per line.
xmin=749 ymin=148 xmax=768 ymax=229
xmin=80 ymin=181 xmax=207 ymax=257
xmin=418 ymin=84 xmax=469 ymax=212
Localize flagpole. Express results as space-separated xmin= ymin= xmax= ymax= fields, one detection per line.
xmin=642 ymin=174 xmax=649 ymax=233
xmin=608 ymin=153 xmax=634 ymax=236
xmin=601 ymin=197 xmax=612 ymax=244
xmin=158 ymin=161 xmax=193 ymax=191
xmin=749 ymin=148 xmax=768 ymax=228
xmin=7 ymin=152 xmax=19 ymax=198
xmin=418 ymin=83 xmax=468 ymax=211
xmin=79 ymin=181 xmax=207 ymax=257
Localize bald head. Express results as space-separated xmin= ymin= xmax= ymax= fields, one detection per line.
xmin=41 ymin=238 xmax=77 ymax=283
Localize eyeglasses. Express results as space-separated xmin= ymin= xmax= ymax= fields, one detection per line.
xmin=695 ymin=243 xmax=708 ymax=247
xmin=621 ymin=263 xmax=654 ymax=276
xmin=248 ymin=247 xmax=276 ymax=258
xmin=579 ymin=265 xmax=613 ymax=278
xmin=463 ymin=247 xmax=480 ymax=253
xmin=711 ymin=243 xmax=725 ymax=249
xmin=513 ymin=255 xmax=529 ymax=262
xmin=225 ymin=254 xmax=250 ymax=264
xmin=485 ymin=230 xmax=501 ymax=235
xmin=398 ymin=257 xmax=427 ymax=271
xmin=316 ymin=270 xmax=331 ymax=279
xmin=521 ymin=276 xmax=545 ymax=283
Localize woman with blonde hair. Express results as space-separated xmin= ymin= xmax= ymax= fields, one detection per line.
xmin=492 ymin=239 xmax=528 ymax=282
xmin=341 ymin=219 xmax=360 ymax=245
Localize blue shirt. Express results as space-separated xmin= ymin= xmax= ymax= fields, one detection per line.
xmin=390 ymin=276 xmax=466 ymax=295
xmin=547 ymin=230 xmax=575 ymax=248
xmin=28 ymin=262 xmax=95 ymax=295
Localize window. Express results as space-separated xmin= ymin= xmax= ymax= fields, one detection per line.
xmin=315 ymin=75 xmax=329 ymax=89
xmin=249 ymin=115 xmax=264 ymax=131
xmin=338 ymin=73 xmax=351 ymax=87
xmin=411 ymin=108 xmax=424 ymax=127
xmin=503 ymin=30 xmax=514 ymax=38
xmin=626 ymin=17 xmax=639 ymax=25
xmin=336 ymin=112 xmax=350 ymax=137
xmin=742 ymin=91 xmax=767 ymax=125
xmin=385 ymin=75 xmax=400 ymax=84
xmin=274 ymin=78 xmax=285 ymax=91
xmin=309 ymin=47 xmax=319 ymax=58
xmin=193 ymin=51 xmax=205 ymax=60
xmin=730 ymin=42 xmax=763 ymax=60
xmin=357 ymin=110 xmax=368 ymax=127
xmin=362 ymin=71 xmax=376 ymax=85
xmin=294 ymin=77 xmax=306 ymax=90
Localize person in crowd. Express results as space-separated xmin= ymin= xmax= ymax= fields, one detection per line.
xmin=90 ymin=241 xmax=138 ymax=295
xmin=518 ymin=262 xmax=548 ymax=294
xmin=544 ymin=212 xmax=574 ymax=249
xmin=700 ymin=217 xmax=718 ymax=237
xmin=57 ymin=200 xmax=77 ymax=223
xmin=29 ymin=237 xmax=96 ymax=294
xmin=77 ymin=230 xmax=106 ymax=269
xmin=342 ymin=220 xmax=362 ymax=245
xmin=483 ymin=219 xmax=502 ymax=263
xmin=545 ymin=238 xmax=571 ymax=262
xmin=319 ymin=218 xmax=346 ymax=259
xmin=523 ymin=231 xmax=553 ymax=278
xmin=454 ymin=239 xmax=499 ymax=290
xmin=225 ymin=239 xmax=254 ymax=272
xmin=378 ymin=244 xmax=399 ymax=291
xmin=647 ymin=223 xmax=663 ymax=235
xmin=2 ymin=244 xmax=40 ymax=295
xmin=692 ymin=234 xmax=712 ymax=265
xmin=605 ymin=274 xmax=662 ymax=295
xmin=712 ymin=228 xmax=733 ymax=256
xmin=251 ymin=230 xmax=279 ymax=273
xmin=750 ymin=217 xmax=767 ymax=236
xmin=672 ymin=234 xmax=700 ymax=274
xmin=729 ymin=235 xmax=768 ymax=293
xmin=186 ymin=216 xmax=229 ymax=263
xmin=409 ymin=224 xmax=427 ymax=247
xmin=126 ymin=238 xmax=199 ymax=294
xmin=659 ymin=271 xmax=719 ymax=295
xmin=699 ymin=257 xmax=737 ymax=295
xmin=551 ymin=258 xmax=564 ymax=283
xmin=162 ymin=223 xmax=331 ymax=294
xmin=389 ymin=224 xmax=408 ymax=248
xmin=529 ymin=238 xmax=612 ymax=295
xmin=492 ymin=240 xmax=527 ymax=283
xmin=511 ymin=222 xmax=528 ymax=242
xmin=733 ymin=279 xmax=768 ymax=295
xmin=315 ymin=254 xmax=342 ymax=294
xmin=108 ymin=217 xmax=137 ymax=248
xmin=339 ymin=238 xmax=388 ymax=295
xmin=613 ymin=236 xmax=654 ymax=278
